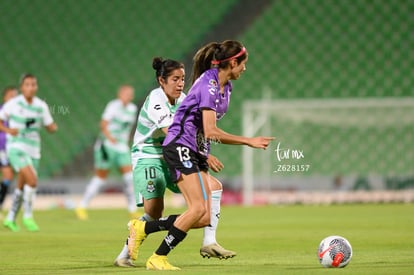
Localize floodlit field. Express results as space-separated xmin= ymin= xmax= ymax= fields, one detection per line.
xmin=1 ymin=203 xmax=413 ymax=274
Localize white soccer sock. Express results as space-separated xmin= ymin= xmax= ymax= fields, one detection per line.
xmin=203 ymin=189 xmax=222 ymax=246
xmin=6 ymin=188 xmax=23 ymax=221
xmin=23 ymin=185 xmax=37 ymax=219
xmin=140 ymin=213 xmax=154 ymax=222
xmin=79 ymin=176 xmax=105 ymax=208
xmin=122 ymin=172 xmax=136 ymax=213
xmin=116 ymin=240 xmax=130 ymax=260
xmin=116 ymin=214 xmax=155 ymax=260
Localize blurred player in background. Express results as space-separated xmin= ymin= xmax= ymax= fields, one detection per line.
xmin=0 ymin=86 xmax=18 ymax=214
xmin=75 ymin=85 xmax=138 ymax=220
xmin=127 ymin=41 xmax=273 ymax=270
xmin=0 ymin=74 xmax=58 ymax=232
xmin=114 ymin=57 xmax=236 ymax=267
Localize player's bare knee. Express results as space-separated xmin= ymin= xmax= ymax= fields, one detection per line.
xmin=189 ymin=204 xmax=208 ymax=220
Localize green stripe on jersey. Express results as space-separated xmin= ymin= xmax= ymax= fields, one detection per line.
xmin=131 ymin=145 xmax=163 ymax=155
xmin=10 ymin=136 xmax=39 ymax=147
xmin=18 ymin=101 xmax=43 ymax=113
xmin=9 ymin=115 xmax=42 ymax=125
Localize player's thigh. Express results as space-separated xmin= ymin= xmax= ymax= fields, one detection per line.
xmin=8 ymin=151 xmax=38 ymax=185
xmin=178 ymin=172 xmax=211 ymax=208
xmin=163 ymin=164 xmax=181 ymax=194
xmin=8 ymin=149 xmax=35 ymax=173
xmin=94 ymin=144 xmax=112 ymax=170
xmin=133 ymin=160 xmax=168 ymax=205
xmin=116 ymin=151 xmax=132 ymax=174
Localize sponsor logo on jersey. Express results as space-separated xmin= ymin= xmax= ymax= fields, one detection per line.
xmin=208 ymin=79 xmax=218 ymax=95
xmin=209 ymin=79 xmax=217 ymax=87
xmin=158 ymin=114 xmax=168 ymax=125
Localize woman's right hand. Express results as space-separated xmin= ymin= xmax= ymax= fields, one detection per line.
xmin=247 ymin=136 xmax=275 ymax=149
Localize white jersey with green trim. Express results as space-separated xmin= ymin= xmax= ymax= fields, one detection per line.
xmin=0 ymin=94 xmax=54 ymax=159
xmin=98 ymin=99 xmax=137 ymax=153
xmin=131 ymin=87 xmax=186 ymax=167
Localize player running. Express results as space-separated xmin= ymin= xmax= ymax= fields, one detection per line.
xmin=75 ymin=85 xmax=138 ymax=220
xmin=127 ymin=41 xmax=273 ymax=270
xmin=0 ymin=74 xmax=57 ymax=232
xmin=114 ymin=57 xmax=236 ymax=267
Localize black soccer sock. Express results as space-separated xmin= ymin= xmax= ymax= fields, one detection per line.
xmin=0 ymin=181 xmax=10 ymax=205
xmin=155 ymin=225 xmax=187 ymax=256
xmin=145 ymin=214 xmax=179 ymax=234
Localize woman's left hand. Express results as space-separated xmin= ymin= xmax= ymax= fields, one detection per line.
xmin=207 ymin=154 xmax=224 ymax=173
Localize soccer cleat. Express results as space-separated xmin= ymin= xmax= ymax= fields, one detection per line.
xmin=200 ymin=243 xmax=237 ymax=259
xmin=127 ymin=219 xmax=147 ymax=260
xmin=3 ymin=219 xmax=20 ymax=232
xmin=22 ymin=218 xmax=39 ymax=232
xmin=113 ymin=257 xmax=136 ymax=268
xmin=146 ymin=253 xmax=180 ymax=271
xmin=75 ymin=207 xmax=88 ymax=220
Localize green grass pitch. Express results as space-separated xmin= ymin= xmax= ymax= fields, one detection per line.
xmin=1 ymin=203 xmax=413 ymax=274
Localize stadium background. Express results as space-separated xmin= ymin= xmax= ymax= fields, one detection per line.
xmin=0 ymin=0 xmax=413 ymax=203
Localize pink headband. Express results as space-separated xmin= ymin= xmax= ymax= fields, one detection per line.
xmin=211 ymin=47 xmax=247 ymax=65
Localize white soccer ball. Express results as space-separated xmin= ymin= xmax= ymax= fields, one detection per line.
xmin=317 ymin=235 xmax=352 ymax=268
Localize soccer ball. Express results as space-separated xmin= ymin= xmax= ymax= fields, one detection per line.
xmin=317 ymin=235 xmax=352 ymax=268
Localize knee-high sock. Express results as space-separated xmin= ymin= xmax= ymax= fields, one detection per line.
xmin=203 ymin=189 xmax=222 ymax=246
xmin=6 ymin=188 xmax=23 ymax=221
xmin=122 ymin=172 xmax=136 ymax=213
xmin=79 ymin=176 xmax=105 ymax=208
xmin=23 ymin=185 xmax=37 ymax=219
xmin=155 ymin=225 xmax=187 ymax=256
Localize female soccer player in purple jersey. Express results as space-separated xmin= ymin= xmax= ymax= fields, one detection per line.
xmin=128 ymin=40 xmax=274 ymax=270
xmin=114 ymin=57 xmax=235 ymax=268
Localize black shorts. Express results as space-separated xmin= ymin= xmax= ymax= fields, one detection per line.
xmin=163 ymin=142 xmax=208 ymax=183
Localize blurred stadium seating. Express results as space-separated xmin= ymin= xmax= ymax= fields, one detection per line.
xmin=1 ymin=0 xmax=413 ymax=193
xmin=0 ymin=0 xmax=237 ymax=177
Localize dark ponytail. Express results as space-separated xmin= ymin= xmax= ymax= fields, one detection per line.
xmin=190 ymin=40 xmax=247 ymax=85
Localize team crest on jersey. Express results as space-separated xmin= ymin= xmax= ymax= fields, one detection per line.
xmin=147 ymin=181 xmax=155 ymax=193
xmin=182 ymin=160 xmax=193 ymax=169
xmin=209 ymin=79 xmax=218 ymax=87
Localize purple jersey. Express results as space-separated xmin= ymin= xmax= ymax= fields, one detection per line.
xmin=163 ymin=68 xmax=232 ymax=156
xmin=0 ymin=104 xmax=7 ymax=150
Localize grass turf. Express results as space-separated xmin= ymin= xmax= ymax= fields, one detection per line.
xmin=1 ymin=203 xmax=413 ymax=274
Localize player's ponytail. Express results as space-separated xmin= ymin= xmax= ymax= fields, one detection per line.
xmin=191 ymin=42 xmax=219 ymax=85
xmin=191 ymin=40 xmax=247 ymax=85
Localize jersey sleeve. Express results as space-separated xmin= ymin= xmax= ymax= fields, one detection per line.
xmin=199 ymin=85 xmax=218 ymax=112
xmin=147 ymin=94 xmax=173 ymax=129
xmin=0 ymin=104 xmax=8 ymax=121
xmin=101 ymin=101 xmax=116 ymax=122
xmin=42 ymin=101 xmax=54 ymax=126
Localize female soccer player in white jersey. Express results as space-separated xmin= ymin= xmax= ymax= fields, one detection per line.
xmin=128 ymin=41 xmax=274 ymax=270
xmin=114 ymin=57 xmax=235 ymax=267
xmin=0 ymin=74 xmax=57 ymax=232
xmin=75 ymin=85 xmax=137 ymax=220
